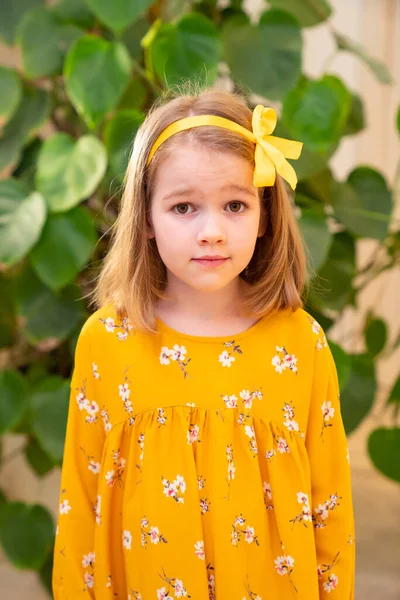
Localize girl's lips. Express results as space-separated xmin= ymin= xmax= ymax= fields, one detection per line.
xmin=192 ymin=258 xmax=229 ymax=267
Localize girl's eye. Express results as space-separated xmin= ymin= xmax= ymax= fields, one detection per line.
xmin=172 ymin=201 xmax=247 ymax=215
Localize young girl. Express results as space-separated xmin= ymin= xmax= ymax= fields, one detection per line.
xmin=52 ymin=85 xmax=355 ymax=600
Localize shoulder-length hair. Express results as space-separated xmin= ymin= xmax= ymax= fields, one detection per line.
xmin=89 ymin=82 xmax=309 ymax=333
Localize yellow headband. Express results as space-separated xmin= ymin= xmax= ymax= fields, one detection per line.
xmin=146 ymin=104 xmax=303 ymax=190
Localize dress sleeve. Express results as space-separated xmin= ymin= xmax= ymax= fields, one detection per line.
xmin=52 ymin=322 xmax=105 ymax=598
xmin=305 ymin=334 xmax=356 ymax=599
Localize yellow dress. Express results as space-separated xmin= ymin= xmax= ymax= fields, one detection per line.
xmin=52 ymin=304 xmax=355 ymax=600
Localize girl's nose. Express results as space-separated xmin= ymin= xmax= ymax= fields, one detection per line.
xmin=196 ymin=214 xmax=227 ymax=244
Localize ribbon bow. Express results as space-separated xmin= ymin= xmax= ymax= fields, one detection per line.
xmin=251 ymin=105 xmax=303 ymax=190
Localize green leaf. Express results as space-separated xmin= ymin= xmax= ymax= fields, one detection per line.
xmin=39 ymin=549 xmax=54 ymax=596
xmin=121 ymin=16 xmax=150 ymax=60
xmin=0 ymin=0 xmax=42 ymax=46
xmin=0 ymin=86 xmax=50 ymax=172
xmin=0 ymin=275 xmax=16 ymax=349
xmin=333 ymin=167 xmax=392 ymax=241
xmin=150 ymin=13 xmax=221 ymax=88
xmin=104 ymin=110 xmax=144 ymax=179
xmin=341 ymin=353 xmax=376 ymax=435
xmin=13 ymin=266 xmax=85 ymax=347
xmin=12 ymin=136 xmax=43 ymax=187
xmin=329 ymin=340 xmax=351 ymax=391
xmin=298 ymin=206 xmax=332 ymax=273
xmin=313 ymin=231 xmax=356 ymax=311
xmin=53 ymin=0 xmax=95 ymax=28
xmin=335 ymin=33 xmax=393 ymax=85
xmin=222 ymin=10 xmax=302 ymax=100
xmin=267 ymin=0 xmax=332 ymax=27
xmin=0 ymin=67 xmax=22 ymax=127
xmin=365 ymin=315 xmax=387 ymax=357
xmin=387 ymin=376 xmax=400 ymax=418
xmin=24 ymin=437 xmax=55 ymax=476
xmin=368 ymin=428 xmax=400 ymax=483
xmin=64 ymin=35 xmax=132 ymax=128
xmin=30 ymin=206 xmax=98 ymax=290
xmin=119 ymin=78 xmax=148 ymax=111
xmin=36 ymin=133 xmax=107 ymax=212
xmin=31 ymin=376 xmax=70 ymax=462
xmin=343 ymin=93 xmax=365 ymax=136
xmin=283 ymin=75 xmax=352 ymax=154
xmin=0 ymin=502 xmax=54 ymax=569
xmin=18 ymin=7 xmax=83 ymax=78
xmin=85 ymin=0 xmax=153 ymax=33
xmin=0 ymin=370 xmax=29 ymax=434
xmin=0 ymin=178 xmax=47 ymax=269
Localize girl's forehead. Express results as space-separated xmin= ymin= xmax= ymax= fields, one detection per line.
xmin=153 ymin=144 xmax=255 ymax=195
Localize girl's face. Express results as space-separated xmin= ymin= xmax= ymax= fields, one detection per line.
xmin=148 ymin=143 xmax=266 ymax=294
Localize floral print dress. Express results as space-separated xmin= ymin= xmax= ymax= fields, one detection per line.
xmin=52 ymin=304 xmax=355 ymax=600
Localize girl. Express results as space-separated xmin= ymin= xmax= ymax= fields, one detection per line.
xmin=53 ymin=85 xmax=355 ymax=599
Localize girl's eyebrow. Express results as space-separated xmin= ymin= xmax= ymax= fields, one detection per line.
xmin=161 ymin=184 xmax=256 ymax=202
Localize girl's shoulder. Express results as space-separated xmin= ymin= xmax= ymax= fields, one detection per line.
xmin=268 ymin=307 xmax=328 ymax=349
xmin=79 ymin=303 xmax=136 ymax=345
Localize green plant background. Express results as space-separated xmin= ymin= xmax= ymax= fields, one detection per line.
xmin=0 ymin=0 xmax=399 ymax=595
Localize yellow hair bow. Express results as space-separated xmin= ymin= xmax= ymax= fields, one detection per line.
xmin=146 ymin=104 xmax=303 ymax=190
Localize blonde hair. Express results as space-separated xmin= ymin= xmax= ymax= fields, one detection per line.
xmin=89 ymin=82 xmax=309 ymax=334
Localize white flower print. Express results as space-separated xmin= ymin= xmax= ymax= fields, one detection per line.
xmin=76 ymin=392 xmax=89 ymax=411
xmin=104 ymin=317 xmax=115 ymax=332
xmin=231 ymin=514 xmax=259 ymax=546
xmin=123 ymin=529 xmax=132 ymax=550
xmin=162 ymin=474 xmax=186 ymax=503
xmin=272 ymin=346 xmax=298 ymax=374
xmin=187 ymin=424 xmax=200 ymax=444
xmin=88 ymin=460 xmax=100 ymax=475
xmin=244 ymin=425 xmax=255 ymax=438
xmin=197 ymin=475 xmax=206 ymax=490
xmin=322 ymin=400 xmax=335 ymax=422
xmin=92 ymin=362 xmax=100 ymax=379
xmin=222 ymin=394 xmax=238 ymax=408
xmin=314 ymin=493 xmax=342 ymax=528
xmin=106 ymin=575 xmax=112 ymax=588
xmin=160 ymin=344 xmax=191 ymax=378
xmin=157 ymin=588 xmax=172 ymax=600
xmin=119 ymin=380 xmax=133 ymax=414
xmin=263 ymin=481 xmax=273 ymax=510
xmin=323 ymin=574 xmax=339 ymax=593
xmin=219 ymin=350 xmax=235 ymax=367
xmin=276 ymin=437 xmax=290 ymax=454
xmin=170 ymin=344 xmax=187 ymax=361
xmin=200 ymin=497 xmax=211 ymax=514
xmin=82 ymin=552 xmax=95 ymax=568
xmin=158 ymin=569 xmax=189 ymax=599
xmin=157 ymin=408 xmax=167 ymax=427
xmin=290 ymin=492 xmax=312 ymax=528
xmin=160 ymin=346 xmax=171 ymax=365
xmin=101 ymin=407 xmax=112 ymax=433
xmin=94 ymin=494 xmax=101 ymax=524
xmin=194 ymin=540 xmax=205 ymax=560
xmin=239 ymin=388 xmax=263 ymax=409
xmin=266 ymin=449 xmax=276 ymax=460
xmin=60 ymin=499 xmax=71 ymax=515
xmin=84 ymin=572 xmax=94 ymax=588
xmin=274 ymin=554 xmax=294 ymax=575
xmin=105 ymin=470 xmax=115 ymax=486
xmin=99 ymin=315 xmax=133 ymax=339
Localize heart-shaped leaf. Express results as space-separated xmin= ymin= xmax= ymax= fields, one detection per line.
xmin=24 ymin=437 xmax=55 ymax=476
xmin=0 ymin=370 xmax=29 ymax=434
xmin=0 ymin=86 xmax=50 ymax=172
xmin=298 ymin=206 xmax=332 ymax=273
xmin=0 ymin=178 xmax=47 ymax=269
xmin=0 ymin=502 xmax=54 ymax=569
xmin=13 ymin=266 xmax=85 ymax=346
xmin=223 ymin=10 xmax=302 ymax=100
xmin=36 ymin=133 xmax=107 ymax=212
xmin=104 ymin=109 xmax=144 ymax=179
xmin=18 ymin=6 xmax=83 ymax=78
xmin=0 ymin=0 xmax=42 ymax=46
xmin=0 ymin=67 xmax=22 ymax=127
xmin=30 ymin=206 xmax=98 ymax=290
xmin=283 ymin=75 xmax=352 ymax=154
xmin=31 ymin=376 xmax=70 ymax=462
xmin=64 ymin=35 xmax=131 ymax=127
xmin=387 ymin=377 xmax=400 ymax=418
xmin=365 ymin=315 xmax=387 ymax=357
xmin=149 ymin=13 xmax=221 ymax=87
xmin=267 ymin=0 xmax=332 ymax=27
xmin=343 ymin=167 xmax=392 ymax=240
xmin=343 ymin=93 xmax=365 ymax=136
xmin=368 ymin=428 xmax=400 ymax=483
xmin=341 ymin=353 xmax=376 ymax=435
xmin=53 ymin=0 xmax=95 ymax=28
xmin=335 ymin=33 xmax=393 ymax=84
xmin=85 ymin=0 xmax=153 ymax=33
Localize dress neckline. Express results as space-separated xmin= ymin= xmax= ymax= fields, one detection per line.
xmin=154 ymin=313 xmax=273 ymax=343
